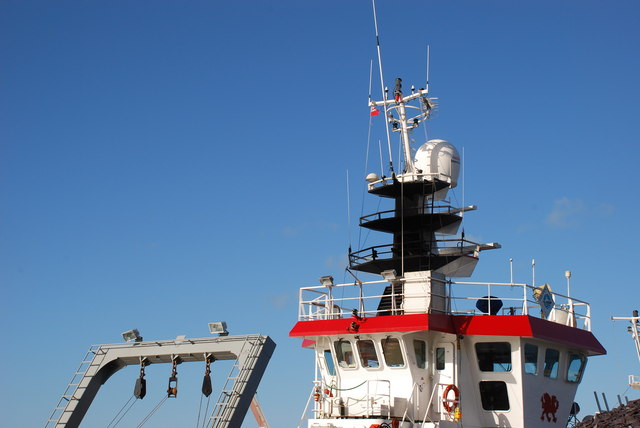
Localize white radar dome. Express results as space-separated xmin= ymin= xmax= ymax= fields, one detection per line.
xmin=413 ymin=139 xmax=460 ymax=188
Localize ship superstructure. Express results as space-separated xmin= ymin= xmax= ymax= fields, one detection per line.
xmin=289 ymin=17 xmax=605 ymax=427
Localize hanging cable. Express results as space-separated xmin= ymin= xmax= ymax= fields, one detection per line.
xmin=136 ymin=395 xmax=168 ymax=428
xmin=106 ymin=395 xmax=136 ymax=428
xmin=196 ymin=394 xmax=204 ymax=428
xmin=200 ymin=395 xmax=212 ymax=428
xmin=359 ymin=92 xmax=375 ymax=251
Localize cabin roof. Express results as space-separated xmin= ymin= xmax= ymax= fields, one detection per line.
xmin=289 ymin=314 xmax=606 ymax=356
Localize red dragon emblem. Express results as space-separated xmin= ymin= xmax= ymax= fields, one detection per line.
xmin=540 ymin=393 xmax=559 ymax=422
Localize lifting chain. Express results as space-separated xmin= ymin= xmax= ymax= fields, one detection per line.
xmin=201 ymin=355 xmax=213 ymax=397
xmin=167 ymin=358 xmax=179 ymax=398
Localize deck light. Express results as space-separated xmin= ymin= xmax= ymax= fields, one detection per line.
xmin=208 ymin=321 xmax=228 ymax=336
xmin=319 ymin=276 xmax=334 ymax=287
xmin=381 ymin=269 xmax=397 ymax=281
xmin=121 ymin=329 xmax=143 ymax=343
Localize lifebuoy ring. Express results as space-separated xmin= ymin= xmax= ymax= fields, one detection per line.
xmin=442 ymin=384 xmax=460 ymax=413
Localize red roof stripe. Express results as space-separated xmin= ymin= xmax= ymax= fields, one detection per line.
xmin=289 ymin=314 xmax=605 ymax=355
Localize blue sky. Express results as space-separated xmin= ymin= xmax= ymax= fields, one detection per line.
xmin=1 ymin=0 xmax=639 ymax=426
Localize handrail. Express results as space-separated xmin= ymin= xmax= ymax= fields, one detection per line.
xmin=365 ymin=379 xmax=391 ymax=418
xmin=298 ymin=277 xmax=593 ymax=331
xmin=420 ymin=381 xmax=440 ymax=426
xmin=350 ymin=238 xmax=481 ymax=257
xmin=401 ymin=381 xmax=422 ymax=422
xmin=366 ymin=172 xmax=443 ymax=192
xmin=297 ymin=382 xmax=319 ymax=428
xmin=359 ymin=203 xmax=462 ymax=224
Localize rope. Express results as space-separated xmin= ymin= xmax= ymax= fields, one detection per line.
xmin=198 ymin=394 xmax=212 ymax=428
xmin=358 ymin=103 xmax=375 ymax=251
xmin=196 ymin=393 xmax=204 ymax=428
xmin=324 ymin=380 xmax=367 ymax=391
xmin=106 ymin=395 xmax=136 ymax=428
xmin=136 ymin=395 xmax=168 ymax=428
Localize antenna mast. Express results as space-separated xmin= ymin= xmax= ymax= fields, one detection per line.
xmin=611 ymin=310 xmax=640 ymax=389
xmin=372 ymin=0 xmax=394 ymax=174
xmin=426 ymin=45 xmax=431 ymax=92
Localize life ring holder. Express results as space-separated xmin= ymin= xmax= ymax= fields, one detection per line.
xmin=442 ymin=384 xmax=460 ymax=413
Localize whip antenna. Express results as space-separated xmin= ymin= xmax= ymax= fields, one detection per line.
xmin=372 ymin=0 xmax=394 ymax=174
xmin=346 ymin=169 xmax=352 ymax=249
xmin=368 ymin=59 xmax=373 ymax=102
xmin=426 ymin=45 xmax=431 ymax=92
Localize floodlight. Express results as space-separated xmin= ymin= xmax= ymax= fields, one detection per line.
xmin=122 ymin=329 xmax=143 ymax=343
xmin=381 ymin=269 xmax=397 ymax=281
xmin=208 ymin=321 xmax=228 ymax=336
xmin=319 ymin=276 xmax=334 ymax=287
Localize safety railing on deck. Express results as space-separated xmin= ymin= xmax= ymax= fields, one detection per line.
xmin=359 ymin=203 xmax=464 ymax=226
xmin=298 ymin=278 xmax=592 ymax=331
xmin=348 ymin=237 xmax=481 ymax=267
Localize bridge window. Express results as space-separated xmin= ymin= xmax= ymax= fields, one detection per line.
xmin=543 ymin=348 xmax=560 ymax=379
xmin=476 ymin=342 xmax=512 ymax=372
xmin=567 ymin=354 xmax=587 ymax=383
xmin=524 ymin=344 xmax=538 ymax=375
xmin=479 ymin=381 xmax=510 ymax=411
xmin=356 ymin=340 xmax=380 ymax=368
xmin=323 ymin=349 xmax=336 ymax=376
xmin=414 ymin=340 xmax=427 ymax=369
xmin=436 ymin=347 xmax=445 ymax=370
xmin=334 ymin=340 xmax=356 ymax=369
xmin=382 ymin=337 xmax=405 ymax=367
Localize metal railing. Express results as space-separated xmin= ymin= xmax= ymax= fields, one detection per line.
xmin=348 ymin=237 xmax=482 ymax=267
xmin=366 ymin=172 xmax=447 ymax=192
xmin=359 ymin=203 xmax=463 ymax=225
xmin=298 ymin=277 xmax=592 ymax=331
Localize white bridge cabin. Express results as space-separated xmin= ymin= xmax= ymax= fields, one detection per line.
xmin=290 ymin=274 xmax=605 ymax=428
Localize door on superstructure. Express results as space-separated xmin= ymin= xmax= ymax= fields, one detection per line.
xmin=318 ymin=346 xmax=338 ymax=417
xmin=433 ymin=342 xmax=455 ymax=414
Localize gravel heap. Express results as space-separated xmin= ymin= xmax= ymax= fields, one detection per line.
xmin=574 ymin=399 xmax=640 ymax=428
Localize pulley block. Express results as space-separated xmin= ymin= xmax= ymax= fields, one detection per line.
xmin=134 ymin=377 xmax=146 ymax=399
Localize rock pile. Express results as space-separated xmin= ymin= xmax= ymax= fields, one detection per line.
xmin=574 ymin=399 xmax=640 ymax=428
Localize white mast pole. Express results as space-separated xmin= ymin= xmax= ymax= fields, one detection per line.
xmin=346 ymin=169 xmax=351 ymax=249
xmin=378 ymin=139 xmax=384 ymax=176
xmin=532 ymin=259 xmax=536 ymax=286
xmin=565 ymin=270 xmax=574 ymax=326
xmin=372 ymin=0 xmax=394 ymax=174
xmin=397 ymin=103 xmax=414 ymax=173
xmin=509 ymin=258 xmax=513 ymax=284
xmin=426 ymin=45 xmax=431 ymax=93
